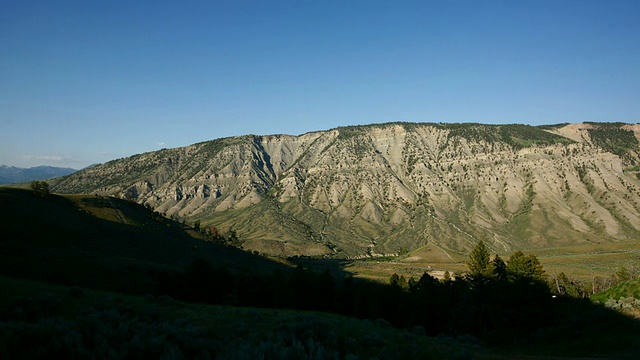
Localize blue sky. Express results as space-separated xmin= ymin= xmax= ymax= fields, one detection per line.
xmin=1 ymin=1 xmax=639 ymax=168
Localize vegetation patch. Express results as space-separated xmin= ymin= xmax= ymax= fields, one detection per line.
xmin=438 ymin=123 xmax=573 ymax=149
xmin=586 ymin=122 xmax=639 ymax=160
xmin=592 ymin=278 xmax=640 ymax=302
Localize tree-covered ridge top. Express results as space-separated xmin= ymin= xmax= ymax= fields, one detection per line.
xmin=537 ymin=123 xmax=571 ymax=130
xmin=583 ymin=121 xmax=635 ymax=127
xmin=192 ymin=121 xmax=637 ymax=150
xmin=443 ymin=123 xmax=574 ymax=149
xmin=583 ymin=122 xmax=640 ymax=160
xmin=336 ymin=121 xmax=574 ymax=148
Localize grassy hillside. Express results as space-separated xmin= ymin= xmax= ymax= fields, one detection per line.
xmin=3 ymin=268 xmax=640 ymax=359
xmin=592 ymin=279 xmax=640 ymax=302
xmin=0 ymin=187 xmax=286 ymax=294
xmin=0 ymin=276 xmax=483 ymax=360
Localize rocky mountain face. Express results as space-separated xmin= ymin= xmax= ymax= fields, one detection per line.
xmin=52 ymin=122 xmax=640 ymax=258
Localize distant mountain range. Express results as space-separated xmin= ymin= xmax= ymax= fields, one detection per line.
xmin=0 ymin=165 xmax=77 ymax=184
xmin=52 ymin=122 xmax=640 ymax=258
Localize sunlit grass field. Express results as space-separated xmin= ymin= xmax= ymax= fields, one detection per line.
xmin=345 ymin=240 xmax=640 ymax=283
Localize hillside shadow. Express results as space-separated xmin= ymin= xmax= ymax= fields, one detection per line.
xmin=287 ymin=257 xmax=353 ymax=280
xmin=4 ymin=188 xmax=640 ymax=358
xmin=0 ymin=189 xmax=296 ymax=295
xmin=79 ymin=196 xmax=113 ymax=208
xmin=498 ymin=297 xmax=640 ymax=358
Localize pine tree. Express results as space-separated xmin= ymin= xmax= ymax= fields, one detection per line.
xmin=466 ymin=241 xmax=491 ymax=276
xmin=506 ymin=251 xmax=545 ymax=281
xmin=408 ymin=276 xmax=417 ymax=290
xmin=491 ymin=254 xmax=507 ymax=281
xmin=389 ymin=273 xmax=408 ymax=290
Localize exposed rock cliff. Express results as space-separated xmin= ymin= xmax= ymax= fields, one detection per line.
xmin=53 ymin=122 xmax=640 ymax=257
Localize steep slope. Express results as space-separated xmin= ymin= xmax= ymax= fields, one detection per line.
xmin=0 ymin=188 xmax=284 ymax=293
xmin=52 ymin=122 xmax=640 ymax=257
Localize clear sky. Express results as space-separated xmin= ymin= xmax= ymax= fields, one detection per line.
xmin=1 ymin=1 xmax=639 ymax=168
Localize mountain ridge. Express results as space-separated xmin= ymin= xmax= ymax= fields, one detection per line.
xmin=52 ymin=122 xmax=640 ymax=257
xmin=0 ymin=165 xmax=77 ymax=184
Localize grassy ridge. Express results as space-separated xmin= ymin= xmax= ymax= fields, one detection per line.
xmin=0 ymin=188 xmax=285 ymax=294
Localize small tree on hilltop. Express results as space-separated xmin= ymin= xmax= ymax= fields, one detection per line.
xmin=30 ymin=181 xmax=50 ymax=198
xmin=226 ymin=229 xmax=242 ymax=248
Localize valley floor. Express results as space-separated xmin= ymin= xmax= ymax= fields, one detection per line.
xmin=344 ymin=240 xmax=640 ymax=284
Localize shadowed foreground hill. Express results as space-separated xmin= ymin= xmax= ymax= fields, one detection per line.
xmin=2 ymin=187 xmax=640 ymax=358
xmin=0 ymin=276 xmax=488 ymax=360
xmin=0 ymin=187 xmax=285 ymax=294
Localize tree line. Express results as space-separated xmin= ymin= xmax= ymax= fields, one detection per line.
xmin=192 ymin=221 xmax=242 ymax=248
xmin=153 ymin=241 xmax=608 ymax=345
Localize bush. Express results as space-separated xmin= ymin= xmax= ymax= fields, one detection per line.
xmin=0 ymin=300 xmax=217 ymax=359
xmin=30 ymin=181 xmax=50 ymax=198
